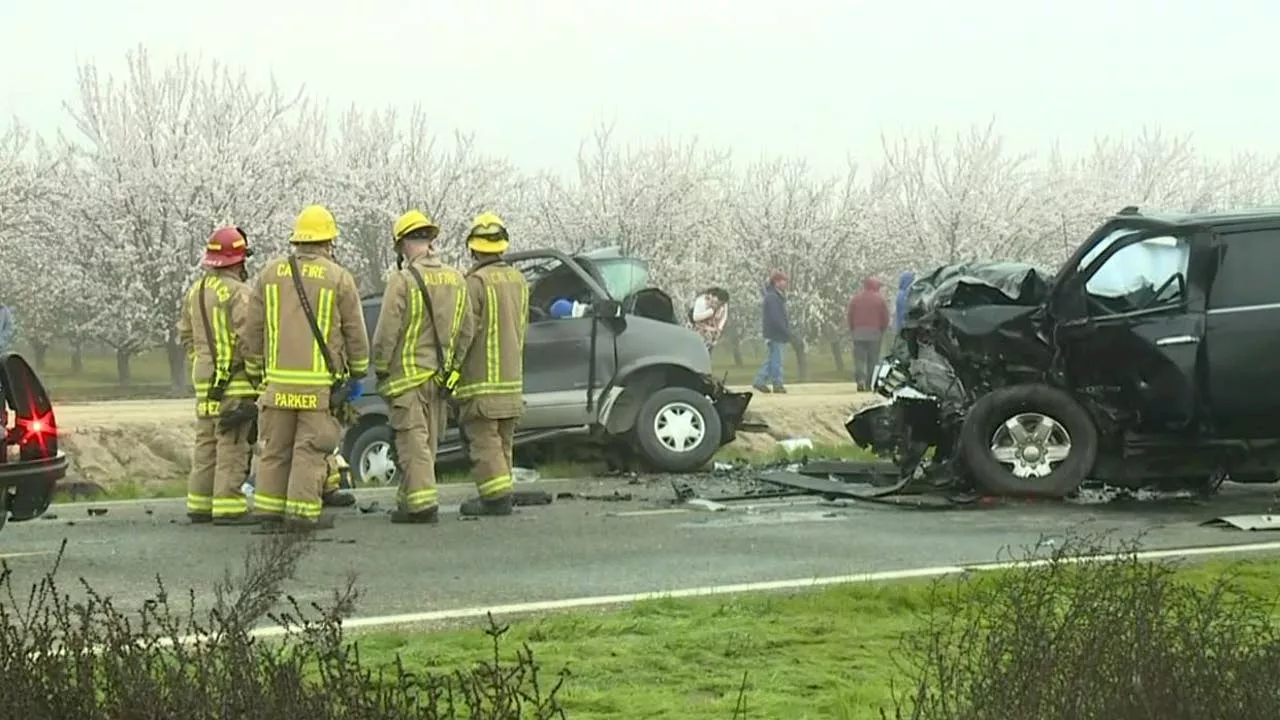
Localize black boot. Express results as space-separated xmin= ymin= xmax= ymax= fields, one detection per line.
xmin=751 ymin=384 xmax=772 ymax=394
xmin=213 ymin=514 xmax=262 ymax=526
xmin=390 ymin=506 xmax=440 ymax=524
xmin=187 ymin=513 xmax=212 ymax=525
xmin=323 ymin=490 xmax=356 ymax=507
xmin=282 ymin=514 xmax=335 ymax=532
xmin=459 ymin=494 xmax=514 ymax=517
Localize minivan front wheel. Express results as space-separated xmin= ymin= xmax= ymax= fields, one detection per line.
xmin=632 ymin=387 xmax=723 ymax=473
xmin=959 ymin=384 xmax=1098 ymax=498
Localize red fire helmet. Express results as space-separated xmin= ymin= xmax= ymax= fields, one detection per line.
xmin=202 ymin=226 xmax=252 ymax=269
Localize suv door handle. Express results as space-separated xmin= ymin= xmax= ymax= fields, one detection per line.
xmin=1155 ymin=335 xmax=1198 ymax=347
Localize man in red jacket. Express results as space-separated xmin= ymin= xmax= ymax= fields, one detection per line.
xmin=846 ymin=276 xmax=889 ymax=392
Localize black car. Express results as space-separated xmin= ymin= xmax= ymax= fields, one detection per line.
xmin=0 ymin=352 xmax=67 ymax=530
xmin=848 ymin=207 xmax=1280 ymax=498
xmin=341 ymin=247 xmax=752 ymax=483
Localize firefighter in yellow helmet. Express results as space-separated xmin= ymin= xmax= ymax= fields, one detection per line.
xmin=241 ymin=204 xmax=370 ymax=530
xmin=178 ymin=226 xmax=259 ymax=525
xmin=454 ymin=212 xmax=529 ymax=517
xmin=371 ymin=209 xmax=474 ymax=524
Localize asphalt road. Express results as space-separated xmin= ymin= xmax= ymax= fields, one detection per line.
xmin=1 ymin=477 xmax=1278 ymax=626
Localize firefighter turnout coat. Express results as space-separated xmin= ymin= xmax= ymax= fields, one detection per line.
xmin=242 ymin=249 xmax=370 ymax=410
xmin=371 ymin=254 xmax=475 ymax=399
xmin=454 ymin=259 xmax=529 ymax=408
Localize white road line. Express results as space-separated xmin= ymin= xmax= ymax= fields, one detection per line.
xmin=235 ymin=539 xmax=1280 ymax=639
xmin=0 ymin=551 xmax=54 ymax=560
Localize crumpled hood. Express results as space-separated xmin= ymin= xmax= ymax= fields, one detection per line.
xmin=907 ymin=261 xmax=1051 ymax=318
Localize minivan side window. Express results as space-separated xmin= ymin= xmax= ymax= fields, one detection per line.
xmin=1083 ymin=235 xmax=1190 ymax=314
xmin=1207 ymin=229 xmax=1280 ymax=309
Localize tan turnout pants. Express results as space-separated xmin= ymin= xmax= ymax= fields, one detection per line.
xmin=389 ymin=383 xmax=447 ymax=513
xmin=187 ymin=397 xmax=254 ymax=518
xmin=459 ymin=398 xmax=519 ymax=501
xmin=255 ymin=407 xmax=341 ymax=522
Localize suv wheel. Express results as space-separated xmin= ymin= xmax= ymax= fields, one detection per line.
xmin=632 ymin=387 xmax=723 ymax=473
xmin=959 ymin=384 xmax=1098 ymax=498
xmin=345 ymin=423 xmax=399 ymax=487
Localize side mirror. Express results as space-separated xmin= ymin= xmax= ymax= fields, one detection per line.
xmin=593 ymin=299 xmax=624 ymax=318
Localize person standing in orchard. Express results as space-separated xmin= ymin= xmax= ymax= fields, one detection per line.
xmin=242 ymin=205 xmax=370 ymax=531
xmin=178 ymin=227 xmax=259 ymax=525
xmin=371 ymin=210 xmax=474 ymax=525
xmin=847 ymin=276 xmax=889 ymax=392
xmin=454 ymin=212 xmax=530 ymax=518
xmin=752 ymin=270 xmax=790 ymax=394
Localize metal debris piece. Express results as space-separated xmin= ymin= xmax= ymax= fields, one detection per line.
xmin=670 ymin=480 xmax=697 ymax=502
xmin=777 ymin=437 xmax=814 ymax=454
xmin=758 ymin=470 xmax=969 ymax=510
xmin=358 ymin=501 xmax=384 ymax=514
xmin=1201 ymin=515 xmax=1280 ymax=531
xmin=555 ymin=491 xmax=632 ymax=502
xmin=686 ymin=498 xmax=729 ymax=512
xmin=86 ymin=508 xmax=108 ymax=517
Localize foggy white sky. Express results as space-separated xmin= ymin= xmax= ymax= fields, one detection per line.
xmin=0 ymin=0 xmax=1272 ymax=176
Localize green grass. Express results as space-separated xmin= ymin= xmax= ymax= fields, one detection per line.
xmin=346 ymin=556 xmax=1280 ymax=719
xmin=27 ymin=342 xmax=859 ymax=402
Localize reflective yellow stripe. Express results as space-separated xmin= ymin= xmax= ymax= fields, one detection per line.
xmin=476 ymin=474 xmax=513 ymax=499
xmin=485 ymin=284 xmax=500 ymax=384
xmin=265 ymin=283 xmax=280 ymax=376
xmin=401 ymin=487 xmax=440 ymax=513
xmin=186 ymin=494 xmax=213 ymax=513
xmin=453 ymin=381 xmax=522 ymax=400
xmin=381 ymin=373 xmax=432 ymax=397
xmin=265 ymin=370 xmax=332 ymax=385
xmin=311 ymin=288 xmax=335 ymax=375
xmin=446 ymin=282 xmax=468 ymax=367
xmin=212 ymin=497 xmax=248 ymax=517
xmin=350 ymin=357 xmax=370 ymax=374
xmin=403 ymin=278 xmax=424 ymax=382
xmin=284 ymin=499 xmax=323 ymax=520
xmin=254 ymin=493 xmax=286 ymax=513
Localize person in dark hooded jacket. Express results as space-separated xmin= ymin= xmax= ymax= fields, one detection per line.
xmin=846 ymin=276 xmax=888 ymax=391
xmin=894 ymin=270 xmax=916 ymax=332
xmin=752 ymin=270 xmax=790 ymax=394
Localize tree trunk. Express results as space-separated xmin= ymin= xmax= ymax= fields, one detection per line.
xmin=31 ymin=341 xmax=48 ymax=370
xmin=115 ymin=350 xmax=133 ymax=386
xmin=71 ymin=342 xmax=83 ymax=375
xmin=828 ymin=337 xmax=846 ymax=373
xmin=166 ymin=340 xmax=189 ymax=392
xmin=793 ymin=339 xmax=809 ymax=383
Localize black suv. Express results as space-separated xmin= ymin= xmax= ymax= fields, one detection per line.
xmin=341 ymin=247 xmax=752 ymax=483
xmin=0 ymin=352 xmax=67 ymax=530
xmin=848 ymin=207 xmax=1280 ymax=497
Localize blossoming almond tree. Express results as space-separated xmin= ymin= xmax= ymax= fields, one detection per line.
xmin=61 ymin=46 xmax=316 ymax=386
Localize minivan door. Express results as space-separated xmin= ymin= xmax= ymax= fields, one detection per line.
xmin=1050 ymin=227 xmax=1207 ymax=433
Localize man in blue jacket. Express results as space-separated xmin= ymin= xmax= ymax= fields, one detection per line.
xmin=752 ymin=270 xmax=790 ymax=394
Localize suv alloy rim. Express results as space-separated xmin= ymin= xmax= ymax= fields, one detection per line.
xmin=989 ymin=412 xmax=1073 ymax=479
xmin=653 ymin=401 xmax=706 ymax=453
xmin=361 ymin=440 xmax=398 ymax=485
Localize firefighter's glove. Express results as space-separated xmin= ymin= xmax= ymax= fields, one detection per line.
xmin=348 ymin=379 xmax=365 ymax=402
xmin=218 ymin=403 xmax=257 ymax=433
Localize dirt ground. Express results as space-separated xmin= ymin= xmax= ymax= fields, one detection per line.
xmin=51 ymin=384 xmax=881 ymax=490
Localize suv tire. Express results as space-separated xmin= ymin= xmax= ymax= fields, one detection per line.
xmin=633 ymin=387 xmax=723 ymax=473
xmin=344 ymin=422 xmax=399 ymax=487
xmin=959 ymin=384 xmax=1098 ymax=498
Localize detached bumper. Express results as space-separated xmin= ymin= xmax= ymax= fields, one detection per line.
xmin=1 ymin=452 xmax=68 ymax=521
xmin=713 ymin=389 xmax=754 ymax=445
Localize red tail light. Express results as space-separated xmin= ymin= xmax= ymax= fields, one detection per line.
xmin=6 ymin=410 xmax=56 ymax=457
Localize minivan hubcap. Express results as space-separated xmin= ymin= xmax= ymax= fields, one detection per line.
xmin=654 ymin=402 xmax=706 ymax=453
xmin=990 ymin=413 xmax=1072 ymax=479
xmin=361 ymin=441 xmax=398 ymax=485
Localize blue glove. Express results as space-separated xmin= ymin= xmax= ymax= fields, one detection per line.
xmin=347 ymin=379 xmax=364 ymax=402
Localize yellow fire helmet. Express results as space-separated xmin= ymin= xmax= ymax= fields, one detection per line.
xmin=466 ymin=211 xmax=509 ymax=254
xmin=290 ymin=204 xmax=339 ymax=243
xmin=392 ymin=209 xmax=440 ymax=244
